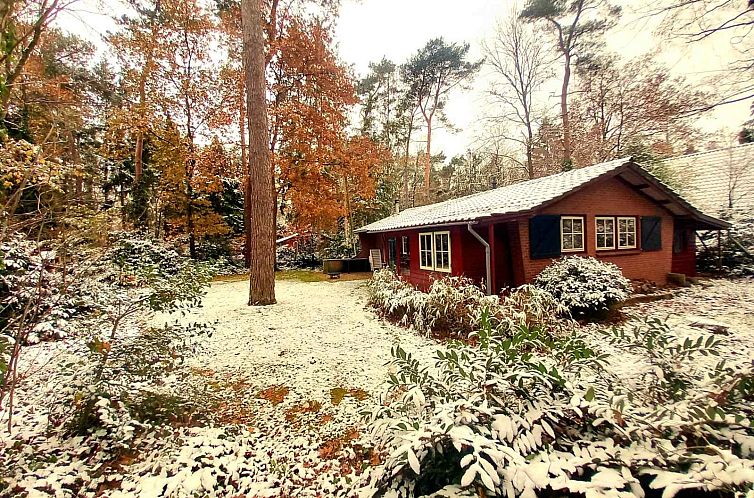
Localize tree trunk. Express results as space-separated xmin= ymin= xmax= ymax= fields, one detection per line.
xmin=560 ymin=53 xmax=572 ymax=169
xmin=242 ymin=0 xmax=276 ymax=305
xmin=401 ymin=112 xmax=415 ymax=208
xmin=135 ymin=132 xmax=144 ymax=184
xmin=187 ymin=182 xmax=196 ymax=258
xmin=239 ymin=77 xmax=251 ymax=268
xmin=424 ymin=122 xmax=432 ymax=199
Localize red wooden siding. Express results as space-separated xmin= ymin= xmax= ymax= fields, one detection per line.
xmin=671 ymin=222 xmax=697 ymax=276
xmin=359 ymin=175 xmax=699 ymax=290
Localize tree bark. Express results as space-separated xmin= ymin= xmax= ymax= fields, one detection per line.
xmin=424 ymin=122 xmax=432 ymax=199
xmin=560 ymin=52 xmax=572 ymax=168
xmin=242 ymin=0 xmax=276 ymax=305
xmin=239 ymin=76 xmax=251 ymax=268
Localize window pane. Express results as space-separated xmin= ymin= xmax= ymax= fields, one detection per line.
xmin=562 ymin=218 xmax=572 ymax=232
xmin=574 ymin=234 xmax=583 ymax=250
xmin=435 ymin=233 xmax=447 ymax=251
xmin=573 ymin=219 xmax=583 ymax=232
xmin=563 ymin=235 xmax=573 ymax=250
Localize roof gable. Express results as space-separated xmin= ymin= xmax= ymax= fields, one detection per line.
xmin=356 ymin=158 xmax=729 ymax=233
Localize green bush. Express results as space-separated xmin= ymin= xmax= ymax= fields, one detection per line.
xmin=357 ymin=314 xmax=754 ymax=497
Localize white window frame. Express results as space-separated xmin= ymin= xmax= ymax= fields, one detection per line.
xmin=617 ymin=216 xmax=637 ymax=249
xmin=418 ymin=231 xmax=452 ymax=272
xmin=433 ymin=231 xmax=452 ymax=273
xmin=595 ymin=216 xmax=616 ymax=251
xmin=560 ymin=216 xmax=585 ymax=253
xmin=419 ymin=233 xmax=434 ymax=270
xmin=401 ymin=235 xmax=410 ymax=255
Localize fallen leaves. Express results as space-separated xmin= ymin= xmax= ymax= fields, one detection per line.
xmin=285 ymin=400 xmax=323 ymax=423
xmin=258 ymin=385 xmax=290 ymax=406
xmin=330 ymin=387 xmax=369 ymax=406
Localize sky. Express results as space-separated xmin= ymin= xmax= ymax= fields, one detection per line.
xmin=333 ymin=0 xmax=752 ymax=159
xmin=58 ymin=0 xmax=752 ymax=161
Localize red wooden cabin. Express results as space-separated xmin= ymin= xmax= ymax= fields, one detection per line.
xmin=356 ymin=158 xmax=729 ymax=294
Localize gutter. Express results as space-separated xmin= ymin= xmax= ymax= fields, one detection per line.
xmin=356 ymin=221 xmax=469 ymax=234
xmin=467 ymin=223 xmax=492 ymax=296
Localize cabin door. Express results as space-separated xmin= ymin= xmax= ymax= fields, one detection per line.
xmin=387 ymin=238 xmax=397 ymax=268
xmin=494 ymin=223 xmax=515 ymax=291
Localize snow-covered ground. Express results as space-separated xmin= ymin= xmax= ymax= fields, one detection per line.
xmin=170 ymin=278 xmax=436 ymax=399
xmin=1 ymin=277 xmax=752 ymax=497
xmin=1 ymin=278 xmax=439 ymax=497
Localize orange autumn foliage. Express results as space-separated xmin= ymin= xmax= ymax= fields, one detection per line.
xmin=269 ymin=17 xmax=388 ymax=231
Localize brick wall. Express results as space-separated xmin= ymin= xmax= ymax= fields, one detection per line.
xmin=516 ymin=176 xmax=675 ymax=284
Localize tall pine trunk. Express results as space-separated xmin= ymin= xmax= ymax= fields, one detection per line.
xmin=424 ymin=123 xmax=432 ymax=198
xmin=239 ymin=77 xmax=251 ymax=268
xmin=242 ymin=0 xmax=276 ymax=305
xmin=560 ymin=53 xmax=572 ymax=169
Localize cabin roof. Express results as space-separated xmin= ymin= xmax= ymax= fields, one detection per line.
xmin=659 ymin=142 xmax=754 ymax=218
xmin=355 ymin=158 xmax=730 ymax=233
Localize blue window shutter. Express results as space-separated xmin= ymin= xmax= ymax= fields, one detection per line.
xmin=529 ymin=215 xmax=562 ymax=259
xmin=641 ymin=216 xmax=662 ymax=251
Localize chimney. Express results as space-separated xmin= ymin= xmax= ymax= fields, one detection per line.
xmin=394 ymin=199 xmax=400 ymax=215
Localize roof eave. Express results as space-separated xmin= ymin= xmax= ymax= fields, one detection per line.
xmin=626 ymin=165 xmax=731 ymax=230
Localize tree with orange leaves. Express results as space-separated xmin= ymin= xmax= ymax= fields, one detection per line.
xmin=269 ymin=16 xmax=386 ymax=240
xmin=110 ymin=0 xmax=232 ymax=257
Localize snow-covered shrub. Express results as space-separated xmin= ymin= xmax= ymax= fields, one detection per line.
xmin=357 ymin=316 xmax=754 ymax=497
xmin=698 ymin=210 xmax=754 ymax=277
xmin=533 ymin=256 xmax=631 ymax=317
xmin=367 ymin=270 xmax=499 ymax=339
xmin=367 ymin=271 xmax=573 ymax=340
xmin=0 ymin=234 xmax=91 ymax=344
xmin=422 ymin=276 xmax=499 ymax=339
xmin=42 ymin=234 xmax=215 ymax=448
xmin=497 ymin=284 xmax=572 ymax=335
xmin=54 ymin=322 xmax=213 ymax=444
xmin=276 ymin=244 xmax=321 ymax=269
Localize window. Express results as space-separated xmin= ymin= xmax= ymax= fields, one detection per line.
xmin=387 ymin=238 xmax=397 ymax=266
xmin=617 ymin=217 xmax=637 ymax=249
xmin=560 ymin=216 xmax=584 ymax=252
xmin=418 ymin=231 xmax=452 ymax=272
xmin=595 ymin=217 xmax=615 ymax=250
xmin=401 ymin=236 xmax=410 ymax=255
xmin=434 ymin=231 xmax=451 ymax=272
xmin=419 ymin=233 xmax=434 ymax=270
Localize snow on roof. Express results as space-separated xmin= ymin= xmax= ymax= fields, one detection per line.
xmin=660 ymin=143 xmax=754 ymax=218
xmin=356 ymin=157 xmax=632 ymax=233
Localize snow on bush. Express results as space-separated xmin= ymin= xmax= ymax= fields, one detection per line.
xmin=534 ymin=256 xmax=631 ymax=316
xmin=0 ymin=234 xmax=89 ymax=344
xmin=367 ymin=270 xmax=500 ymax=339
xmin=356 ymin=314 xmax=754 ymax=497
xmin=0 ymin=232 xmax=217 ymax=496
xmin=367 ymin=270 xmax=571 ymax=340
xmin=699 ymin=209 xmax=754 ymax=277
